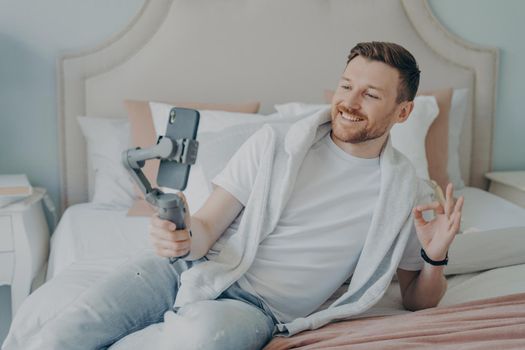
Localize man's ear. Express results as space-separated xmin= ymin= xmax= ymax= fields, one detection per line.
xmin=396 ymin=101 xmax=414 ymax=123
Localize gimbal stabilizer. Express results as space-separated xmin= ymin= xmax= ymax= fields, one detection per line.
xmin=122 ymin=108 xmax=199 ymax=263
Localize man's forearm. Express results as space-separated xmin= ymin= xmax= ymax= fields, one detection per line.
xmin=184 ymin=216 xmax=213 ymax=261
xmin=402 ymin=264 xmax=447 ymax=311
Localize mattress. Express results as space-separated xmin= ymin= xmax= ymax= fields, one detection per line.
xmin=5 ymin=188 xmax=525 ymax=349
xmin=46 ymin=203 xmax=151 ymax=280
xmin=47 ymin=187 xmax=525 ymax=280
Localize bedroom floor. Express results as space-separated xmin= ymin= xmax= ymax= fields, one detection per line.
xmin=0 ymin=286 xmax=11 ymax=345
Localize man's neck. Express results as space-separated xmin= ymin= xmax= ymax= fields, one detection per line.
xmin=329 ymin=132 xmax=387 ymax=159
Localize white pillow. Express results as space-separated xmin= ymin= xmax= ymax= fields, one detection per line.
xmin=455 ymin=186 xmax=525 ymax=233
xmin=274 ymin=102 xmax=327 ymax=117
xmin=77 ymin=116 xmax=135 ymax=208
xmin=196 ymin=113 xmax=304 ymax=188
xmin=149 ymin=102 xmax=283 ymax=212
xmin=274 ymin=97 xmax=439 ymax=180
xmin=197 ymin=123 xmax=269 ymax=186
xmin=444 ymin=227 xmax=525 ymax=275
xmin=448 ymin=88 xmax=469 ymax=189
xmin=149 ymin=101 xmax=280 ymax=135
xmin=390 ymin=96 xmax=439 ymax=180
xmin=195 ymin=99 xmax=439 ymax=192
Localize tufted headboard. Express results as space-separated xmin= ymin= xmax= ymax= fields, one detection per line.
xmin=57 ymin=0 xmax=498 ymax=211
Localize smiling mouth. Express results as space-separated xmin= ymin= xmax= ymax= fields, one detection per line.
xmin=339 ymin=111 xmax=365 ymax=122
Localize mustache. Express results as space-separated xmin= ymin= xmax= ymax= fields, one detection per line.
xmin=337 ymin=106 xmax=367 ymax=120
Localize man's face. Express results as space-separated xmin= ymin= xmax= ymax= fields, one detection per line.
xmin=330 ymin=55 xmax=406 ymax=145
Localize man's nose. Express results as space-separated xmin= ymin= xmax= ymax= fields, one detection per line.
xmin=341 ymin=90 xmax=361 ymax=110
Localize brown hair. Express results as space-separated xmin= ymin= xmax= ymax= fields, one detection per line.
xmin=347 ymin=42 xmax=420 ymax=102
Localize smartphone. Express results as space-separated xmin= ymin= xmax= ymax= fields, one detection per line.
xmin=156 ymin=107 xmax=200 ymax=191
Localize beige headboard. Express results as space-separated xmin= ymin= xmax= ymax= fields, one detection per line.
xmin=58 ymin=0 xmax=498 ymax=212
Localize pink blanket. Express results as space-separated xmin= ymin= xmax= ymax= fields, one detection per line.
xmin=265 ymin=292 xmax=525 ymax=350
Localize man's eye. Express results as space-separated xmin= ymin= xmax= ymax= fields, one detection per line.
xmin=341 ymin=85 xmax=350 ymax=90
xmin=366 ymin=93 xmax=379 ymax=99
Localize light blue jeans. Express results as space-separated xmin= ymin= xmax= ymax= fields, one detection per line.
xmin=14 ymin=253 xmax=276 ymax=350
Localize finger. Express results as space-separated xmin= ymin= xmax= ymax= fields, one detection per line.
xmin=444 ymin=183 xmax=454 ymax=218
xmin=448 ymin=194 xmax=464 ymax=222
xmin=177 ymin=192 xmax=189 ymax=210
xmin=447 ymin=212 xmax=456 ymax=231
xmin=150 ymin=227 xmax=190 ymax=242
xmin=155 ymin=246 xmax=190 ymax=258
xmin=453 ymin=195 xmax=464 ymax=214
xmin=150 ymin=231 xmax=189 ymax=246
xmin=448 ymin=211 xmax=462 ymax=237
xmin=151 ymin=215 xmax=174 ymax=230
xmin=176 ymin=192 xmax=192 ymax=226
xmin=152 ymin=238 xmax=191 ymax=252
xmin=154 ymin=247 xmax=171 ymax=258
xmin=151 ymin=215 xmax=177 ymax=231
xmin=176 ymin=191 xmax=187 ymax=201
xmin=448 ymin=196 xmax=464 ymax=231
xmin=167 ymin=245 xmax=190 ymax=257
xmin=150 ymin=234 xmax=190 ymax=251
xmin=149 ymin=221 xmax=185 ymax=237
xmin=412 ymin=207 xmax=427 ymax=226
xmin=415 ymin=201 xmax=444 ymax=215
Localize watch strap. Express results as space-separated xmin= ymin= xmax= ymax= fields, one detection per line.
xmin=420 ymin=248 xmax=448 ymax=266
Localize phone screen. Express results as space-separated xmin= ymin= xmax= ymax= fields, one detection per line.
xmin=157 ymin=108 xmax=200 ymax=191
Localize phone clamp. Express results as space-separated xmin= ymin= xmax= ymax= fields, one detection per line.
xmin=122 ymin=134 xmax=199 ymax=263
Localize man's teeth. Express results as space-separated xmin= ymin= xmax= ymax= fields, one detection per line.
xmin=340 ymin=112 xmax=363 ymax=122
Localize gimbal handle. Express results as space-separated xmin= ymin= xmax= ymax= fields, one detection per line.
xmin=122 ymin=136 xmax=198 ymax=263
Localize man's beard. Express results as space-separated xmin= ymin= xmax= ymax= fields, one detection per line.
xmin=331 ymin=107 xmax=391 ymax=144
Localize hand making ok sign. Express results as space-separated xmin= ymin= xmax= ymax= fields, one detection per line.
xmin=413 ymin=183 xmax=465 ymax=262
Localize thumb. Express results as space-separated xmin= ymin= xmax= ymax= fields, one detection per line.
xmin=176 ymin=191 xmax=189 ymax=210
xmin=176 ymin=191 xmax=187 ymax=202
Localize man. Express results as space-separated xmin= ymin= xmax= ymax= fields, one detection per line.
xmin=10 ymin=42 xmax=463 ymax=350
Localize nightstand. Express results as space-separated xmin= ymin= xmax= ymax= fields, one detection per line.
xmin=0 ymin=187 xmax=50 ymax=316
xmin=485 ymin=171 xmax=525 ymax=208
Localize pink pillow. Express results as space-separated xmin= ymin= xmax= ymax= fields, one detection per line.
xmin=419 ymin=88 xmax=452 ymax=192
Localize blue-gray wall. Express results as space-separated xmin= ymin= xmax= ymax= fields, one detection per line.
xmin=0 ymin=0 xmax=524 ymax=343
xmin=1 ymin=0 xmax=524 ymax=217
xmin=0 ymin=0 xmax=144 ymax=216
xmin=429 ymin=0 xmax=525 ymax=171
xmin=0 ymin=0 xmax=144 ymax=343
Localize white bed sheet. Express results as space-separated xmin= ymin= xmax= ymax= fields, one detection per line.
xmin=46 ymin=203 xmax=151 ymax=280
xmin=7 ymin=188 xmax=525 ymax=349
xmin=47 ymin=187 xmax=525 ymax=282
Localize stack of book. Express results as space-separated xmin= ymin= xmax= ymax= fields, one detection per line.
xmin=0 ymin=174 xmax=33 ymax=208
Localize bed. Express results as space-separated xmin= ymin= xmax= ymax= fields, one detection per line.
xmin=4 ymin=0 xmax=525 ymax=349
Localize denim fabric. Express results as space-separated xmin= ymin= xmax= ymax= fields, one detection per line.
xmin=219 ymin=281 xmax=279 ymax=326
xmin=10 ymin=253 xmax=276 ymax=350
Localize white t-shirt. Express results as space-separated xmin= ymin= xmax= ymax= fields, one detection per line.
xmin=212 ymin=132 xmax=423 ymax=323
